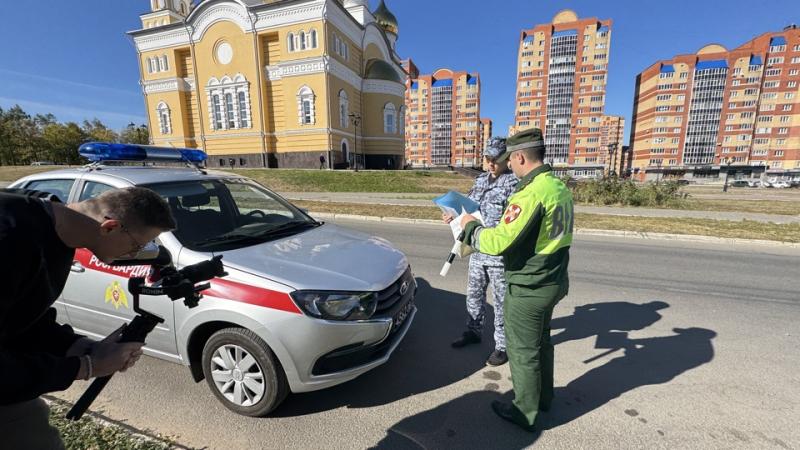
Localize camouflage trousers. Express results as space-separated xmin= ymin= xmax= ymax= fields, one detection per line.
xmin=466 ymin=256 xmax=507 ymax=351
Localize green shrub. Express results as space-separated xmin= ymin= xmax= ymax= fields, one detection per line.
xmin=571 ymin=178 xmax=686 ymax=208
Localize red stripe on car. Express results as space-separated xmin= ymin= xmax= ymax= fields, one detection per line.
xmin=74 ymin=248 xmax=301 ymax=314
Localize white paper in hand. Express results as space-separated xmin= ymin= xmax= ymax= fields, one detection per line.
xmin=433 ymin=191 xmax=483 ymax=257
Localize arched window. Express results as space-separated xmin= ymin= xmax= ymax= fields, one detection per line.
xmin=287 ymin=33 xmax=295 ymax=52
xmin=238 ymin=91 xmax=249 ymax=128
xmin=156 ymin=102 xmax=171 ymax=135
xmin=309 ymin=29 xmax=318 ymax=49
xmin=297 ymin=86 xmax=315 ymax=125
xmin=225 ymin=93 xmax=236 ymax=129
xmin=299 ymin=31 xmax=306 ymax=51
xmin=399 ymin=106 xmax=406 ymax=134
xmin=212 ymin=94 xmax=223 ymax=130
xmin=146 ymin=58 xmax=153 ymax=74
xmin=179 ymin=2 xmax=186 ymax=15
xmin=383 ymin=103 xmax=397 ymax=134
xmin=160 ymin=55 xmax=168 ymax=72
xmin=339 ymin=90 xmax=349 ymax=129
xmin=206 ymin=75 xmax=251 ymax=131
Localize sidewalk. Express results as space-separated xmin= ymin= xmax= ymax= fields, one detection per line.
xmin=281 ymin=191 xmax=800 ymax=224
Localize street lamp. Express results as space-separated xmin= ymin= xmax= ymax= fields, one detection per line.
xmin=655 ymin=159 xmax=663 ymax=184
xmin=718 ymin=154 xmax=734 ymax=193
xmin=349 ymin=113 xmax=361 ymax=172
xmin=460 ymin=137 xmax=466 ymax=168
xmin=607 ymin=143 xmax=617 ymax=178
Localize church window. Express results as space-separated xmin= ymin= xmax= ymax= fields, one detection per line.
xmin=160 ymin=55 xmax=168 ymax=72
xmin=225 ymin=93 xmax=236 ymax=129
xmin=287 ymin=33 xmax=295 ymax=52
xmin=309 ymin=29 xmax=318 ymax=49
xmin=212 ymin=95 xmax=223 ymax=130
xmin=156 ymin=102 xmax=171 ymax=135
xmin=383 ymin=103 xmax=397 ymax=134
xmin=299 ymin=32 xmax=306 ymax=51
xmin=339 ymin=90 xmax=349 ymax=128
xmin=206 ymin=75 xmax=252 ymax=131
xmin=297 ymin=86 xmax=315 ymax=125
xmin=238 ymin=91 xmax=249 ymax=128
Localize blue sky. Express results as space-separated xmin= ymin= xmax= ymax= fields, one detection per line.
xmin=0 ymin=0 xmax=797 ymax=143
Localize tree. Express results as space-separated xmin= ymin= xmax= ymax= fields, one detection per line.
xmin=0 ymin=105 xmax=145 ymax=165
xmin=83 ymin=118 xmax=119 ymax=143
xmin=42 ymin=122 xmax=88 ymax=165
xmin=120 ymin=122 xmax=150 ymax=145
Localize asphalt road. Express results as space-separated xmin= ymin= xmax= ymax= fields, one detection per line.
xmin=55 ymin=219 xmax=800 ymax=450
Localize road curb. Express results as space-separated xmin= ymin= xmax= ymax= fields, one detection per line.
xmin=309 ymin=211 xmax=799 ymax=248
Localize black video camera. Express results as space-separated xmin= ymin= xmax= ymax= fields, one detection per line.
xmin=66 ymin=245 xmax=226 ymax=420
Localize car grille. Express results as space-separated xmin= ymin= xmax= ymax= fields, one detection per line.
xmin=374 ymin=266 xmax=414 ymax=318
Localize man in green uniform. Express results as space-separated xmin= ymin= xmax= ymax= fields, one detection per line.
xmin=460 ymin=128 xmax=573 ymax=431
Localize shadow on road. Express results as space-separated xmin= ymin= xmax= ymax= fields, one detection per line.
xmin=370 ymin=300 xmax=717 ymax=448
xmin=272 ymin=277 xmax=491 ymax=416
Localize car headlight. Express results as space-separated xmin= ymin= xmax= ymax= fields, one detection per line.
xmin=290 ymin=291 xmax=378 ymax=321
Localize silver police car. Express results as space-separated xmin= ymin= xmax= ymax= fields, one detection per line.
xmin=10 ymin=147 xmax=416 ymax=416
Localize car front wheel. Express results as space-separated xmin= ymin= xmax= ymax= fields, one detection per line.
xmin=201 ymin=327 xmax=289 ymax=416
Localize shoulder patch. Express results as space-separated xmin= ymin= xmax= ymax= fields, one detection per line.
xmin=504 ymin=204 xmax=522 ymax=224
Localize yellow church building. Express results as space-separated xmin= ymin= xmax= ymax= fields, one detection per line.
xmin=130 ymin=0 xmax=406 ymax=169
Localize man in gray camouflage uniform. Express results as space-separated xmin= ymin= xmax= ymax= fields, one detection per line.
xmin=443 ymin=137 xmax=518 ymax=366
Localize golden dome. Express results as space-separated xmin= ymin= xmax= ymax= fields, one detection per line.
xmin=373 ymin=0 xmax=398 ymax=35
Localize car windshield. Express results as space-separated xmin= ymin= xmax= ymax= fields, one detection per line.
xmin=145 ymin=178 xmax=320 ymax=251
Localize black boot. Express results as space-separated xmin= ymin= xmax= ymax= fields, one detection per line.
xmin=491 ymin=401 xmax=536 ymax=432
xmin=451 ymin=331 xmax=481 ymax=348
xmin=486 ymin=349 xmax=508 ymax=366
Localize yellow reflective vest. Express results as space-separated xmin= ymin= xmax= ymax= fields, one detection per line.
xmin=464 ymin=164 xmax=573 ymax=289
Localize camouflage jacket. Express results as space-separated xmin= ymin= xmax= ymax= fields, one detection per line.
xmin=467 ymin=171 xmax=518 ymax=266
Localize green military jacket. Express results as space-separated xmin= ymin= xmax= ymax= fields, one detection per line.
xmin=464 ymin=164 xmax=573 ymax=289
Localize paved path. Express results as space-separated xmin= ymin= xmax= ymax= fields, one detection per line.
xmin=54 ymin=220 xmax=800 ymax=449
xmin=281 ymin=192 xmax=800 ymax=224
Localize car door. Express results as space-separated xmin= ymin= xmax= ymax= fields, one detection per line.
xmin=60 ymin=179 xmax=179 ymax=358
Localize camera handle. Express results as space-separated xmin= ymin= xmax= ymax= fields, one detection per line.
xmin=66 ymin=278 xmax=211 ymax=421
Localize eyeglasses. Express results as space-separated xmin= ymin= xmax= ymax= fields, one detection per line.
xmin=105 ymin=216 xmax=147 ymax=255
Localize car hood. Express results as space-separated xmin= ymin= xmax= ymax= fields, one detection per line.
xmin=218 ymin=224 xmax=409 ymax=291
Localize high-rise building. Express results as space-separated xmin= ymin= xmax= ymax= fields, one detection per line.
xmin=405 ymin=68 xmax=482 ymax=167
xmin=480 ymin=118 xmax=493 ymax=155
xmin=630 ymin=26 xmax=800 ymax=182
xmin=130 ymin=0 xmax=406 ymax=169
xmin=511 ymin=9 xmax=612 ymax=177
xmin=600 ymin=115 xmax=625 ymax=176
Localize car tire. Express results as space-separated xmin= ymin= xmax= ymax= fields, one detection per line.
xmin=201 ymin=327 xmax=289 ymax=417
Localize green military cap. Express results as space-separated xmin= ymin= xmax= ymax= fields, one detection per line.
xmin=496 ymin=128 xmax=545 ymax=163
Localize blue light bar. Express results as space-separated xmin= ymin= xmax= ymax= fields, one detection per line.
xmin=79 ymin=142 xmax=207 ymax=163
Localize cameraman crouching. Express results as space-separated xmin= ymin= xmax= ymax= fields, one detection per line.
xmin=0 ymin=187 xmax=176 ymax=449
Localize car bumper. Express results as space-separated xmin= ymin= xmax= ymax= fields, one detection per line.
xmin=256 ymin=293 xmax=416 ymax=393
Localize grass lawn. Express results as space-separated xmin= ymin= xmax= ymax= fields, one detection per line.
xmin=0 ymin=165 xmax=79 ymax=181
xmin=220 ymin=168 xmax=474 ymax=193
xmin=294 ymin=200 xmax=800 ymax=243
xmin=47 ymin=399 xmax=185 ymax=450
xmin=684 ymin=199 xmax=800 ymax=216
xmin=2 ymin=165 xmax=797 ymax=217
